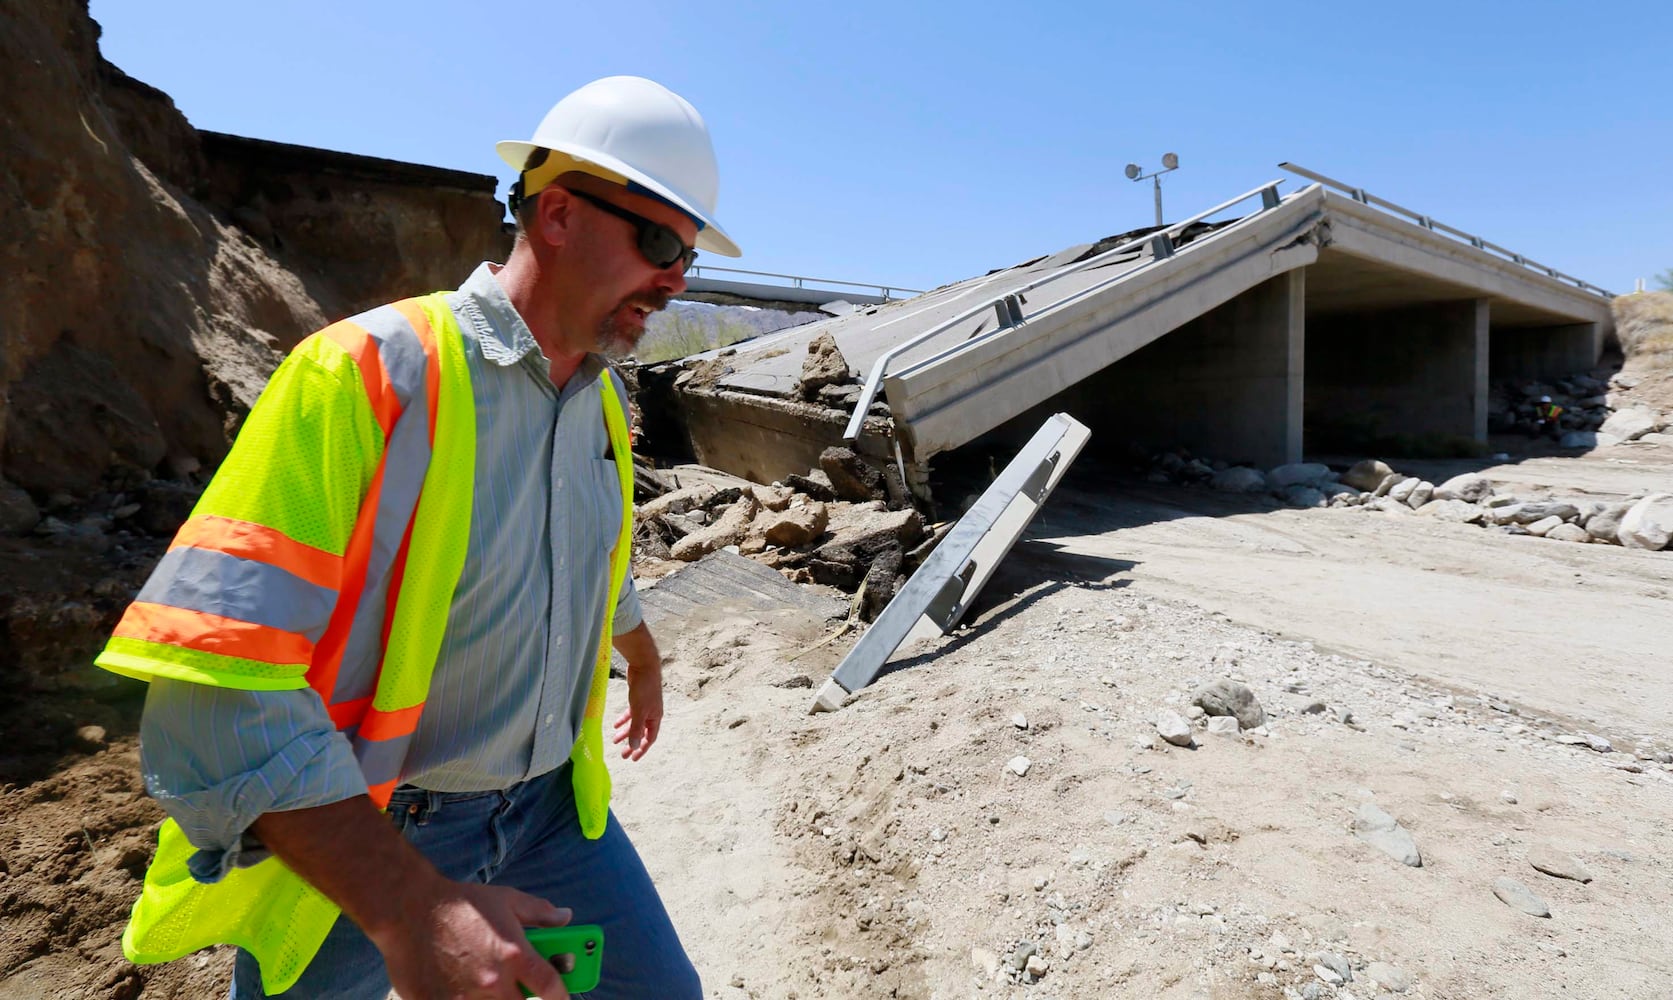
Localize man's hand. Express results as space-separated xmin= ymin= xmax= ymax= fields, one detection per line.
xmin=611 ymin=623 xmax=664 ymax=761
xmin=371 ymin=878 xmax=572 ymax=1000
xmin=252 ymin=799 xmax=572 ymax=999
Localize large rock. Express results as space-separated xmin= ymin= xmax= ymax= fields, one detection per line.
xmin=670 ymin=494 xmax=760 ymax=561
xmin=1342 ymin=459 xmax=1394 ymax=492
xmin=1599 ymin=407 xmax=1662 ymax=442
xmin=1387 ymin=477 xmax=1422 ymax=505
xmin=1405 ymin=481 xmax=1434 ymax=509
xmin=1492 ymin=878 xmax=1551 ymax=917
xmin=1489 ymin=501 xmax=1580 ymax=526
xmin=132 ymin=479 xmax=202 ymax=537
xmin=1267 ymin=463 xmax=1332 ymax=490
xmin=639 ymin=483 xmax=718 ymax=521
xmin=1191 ymin=679 xmax=1266 ymax=730
xmin=1618 ymin=493 xmax=1673 ymax=551
xmin=1433 ymin=474 xmax=1493 ymax=503
xmin=858 ymin=542 xmax=905 ymax=621
xmin=1353 ymin=803 xmax=1422 ymax=867
xmin=761 ymin=502 xmax=829 ymax=547
xmin=1546 ymin=523 xmax=1591 ymax=543
xmin=1211 ymin=467 xmax=1267 ymax=493
xmin=753 ymin=484 xmax=794 ymax=512
xmin=1585 ymin=502 xmax=1634 ymax=543
xmin=798 ymin=332 xmax=852 ymax=401
xmin=1417 ymin=499 xmax=1483 ymax=524
xmin=1281 ymin=485 xmax=1327 ymax=509
xmin=1560 ymin=431 xmax=1622 ymax=449
xmin=783 ymin=472 xmax=837 ymax=502
xmin=0 ymin=479 xmax=41 ymax=535
xmin=1527 ymin=844 xmax=1593 ymax=883
xmin=819 ymin=446 xmax=886 ymax=502
xmin=1155 ymin=710 xmax=1194 ymax=747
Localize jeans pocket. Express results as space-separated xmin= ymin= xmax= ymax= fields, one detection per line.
xmin=387 ymin=789 xmax=428 ymax=833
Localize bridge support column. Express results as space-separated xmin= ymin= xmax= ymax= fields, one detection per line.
xmin=1490 ymin=321 xmax=1602 ymax=381
xmin=1307 ymin=298 xmax=1489 ymax=451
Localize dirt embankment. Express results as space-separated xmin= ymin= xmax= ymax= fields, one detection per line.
xmin=0 ymin=0 xmax=507 ymax=506
xmin=0 ymin=0 xmax=509 ymax=705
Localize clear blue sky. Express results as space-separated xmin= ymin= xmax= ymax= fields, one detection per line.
xmin=92 ymin=1 xmax=1670 ymax=295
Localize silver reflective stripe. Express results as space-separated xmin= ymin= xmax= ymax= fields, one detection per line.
xmin=353 ymin=729 xmax=413 ymax=790
xmin=137 ymin=547 xmax=337 ymax=643
xmin=329 ymin=304 xmax=436 ymax=706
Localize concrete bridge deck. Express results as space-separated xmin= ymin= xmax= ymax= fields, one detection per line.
xmin=660 ymin=181 xmax=1613 ymax=496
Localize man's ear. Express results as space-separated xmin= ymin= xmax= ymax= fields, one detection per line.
xmin=532 ymin=186 xmax=575 ymax=250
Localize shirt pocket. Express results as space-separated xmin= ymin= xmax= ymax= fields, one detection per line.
xmin=590 ymin=457 xmax=626 ymax=557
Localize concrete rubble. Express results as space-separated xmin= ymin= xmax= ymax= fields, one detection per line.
xmin=634 ymin=463 xmax=927 ymax=622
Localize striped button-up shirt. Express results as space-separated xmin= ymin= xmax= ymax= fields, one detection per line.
xmin=139 ymin=263 xmax=643 ymax=880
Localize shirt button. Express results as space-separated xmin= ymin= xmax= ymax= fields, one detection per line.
xmin=544 ymin=714 xmax=554 ymax=726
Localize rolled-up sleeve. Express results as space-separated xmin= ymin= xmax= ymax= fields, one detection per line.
xmin=139 ymin=679 xmax=368 ymax=883
xmin=611 ymin=575 xmax=643 ymax=636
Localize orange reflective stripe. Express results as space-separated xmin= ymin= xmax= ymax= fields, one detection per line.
xmin=366 ymin=778 xmax=398 ymax=810
xmin=307 ymin=460 xmax=387 ymax=698
xmin=171 ymin=515 xmax=342 ymax=591
xmin=391 ymin=299 xmax=441 ymax=445
xmin=326 ymin=696 xmax=371 ymax=730
xmin=114 ymin=602 xmax=313 ymax=665
xmin=319 ymin=321 xmax=401 ymax=436
xmin=359 ymin=703 xmax=425 ymax=742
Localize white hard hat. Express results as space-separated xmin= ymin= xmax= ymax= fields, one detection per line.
xmin=498 ymin=76 xmax=740 ymax=257
xmin=1538 ymin=395 xmax=1552 ymax=403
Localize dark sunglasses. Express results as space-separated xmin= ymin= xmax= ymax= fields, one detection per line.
xmin=565 ymin=188 xmax=699 ymax=274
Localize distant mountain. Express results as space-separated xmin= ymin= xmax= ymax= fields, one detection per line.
xmin=636 ymin=300 xmax=825 ymax=362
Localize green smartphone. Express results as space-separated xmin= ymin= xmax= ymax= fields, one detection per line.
xmin=521 ymin=924 xmax=604 ymax=996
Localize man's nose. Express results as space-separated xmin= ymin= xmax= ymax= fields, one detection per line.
xmin=655 ymin=266 xmax=687 ymax=297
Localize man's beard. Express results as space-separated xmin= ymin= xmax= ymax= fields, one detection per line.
xmin=598 ymin=291 xmax=670 ymax=357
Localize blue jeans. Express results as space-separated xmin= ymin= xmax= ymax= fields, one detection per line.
xmin=231 ymin=764 xmax=700 ymax=998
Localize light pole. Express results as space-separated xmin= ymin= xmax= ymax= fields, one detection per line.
xmin=1124 ymin=153 xmax=1179 ymax=227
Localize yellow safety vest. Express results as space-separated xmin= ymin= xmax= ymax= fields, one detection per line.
xmin=95 ymin=292 xmax=635 ymax=993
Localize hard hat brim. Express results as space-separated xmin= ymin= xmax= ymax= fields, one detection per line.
xmin=497 ymin=139 xmax=741 ymax=258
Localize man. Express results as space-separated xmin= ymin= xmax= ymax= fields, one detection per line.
xmin=96 ymin=76 xmax=739 ymax=999
xmin=1534 ymin=394 xmax=1564 ymax=441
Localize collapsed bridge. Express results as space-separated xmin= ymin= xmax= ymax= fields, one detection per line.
xmin=647 ymin=165 xmax=1614 ymax=502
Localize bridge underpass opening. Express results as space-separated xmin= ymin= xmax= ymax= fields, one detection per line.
xmin=1304 ymin=298 xmax=1490 ymax=457
xmin=920 ymin=272 xmax=1307 ymax=501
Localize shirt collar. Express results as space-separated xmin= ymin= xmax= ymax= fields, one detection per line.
xmin=457 ymin=262 xmax=540 ymax=366
xmin=457 ymin=262 xmax=610 ymax=389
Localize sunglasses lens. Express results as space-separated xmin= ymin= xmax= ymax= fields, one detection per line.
xmin=639 ymin=226 xmax=690 ymax=272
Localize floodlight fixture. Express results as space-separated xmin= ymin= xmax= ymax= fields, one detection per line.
xmin=1126 ymin=153 xmax=1181 ymax=226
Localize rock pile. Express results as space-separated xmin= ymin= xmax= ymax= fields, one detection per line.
xmin=635 ymin=454 xmax=927 ymax=620
xmin=1489 ymin=373 xmax=1611 ymax=436
xmin=1490 ymin=370 xmax=1672 ymax=449
xmin=1318 ymin=464 xmax=1672 ymax=551
xmin=1140 ymin=451 xmax=1673 ymax=552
